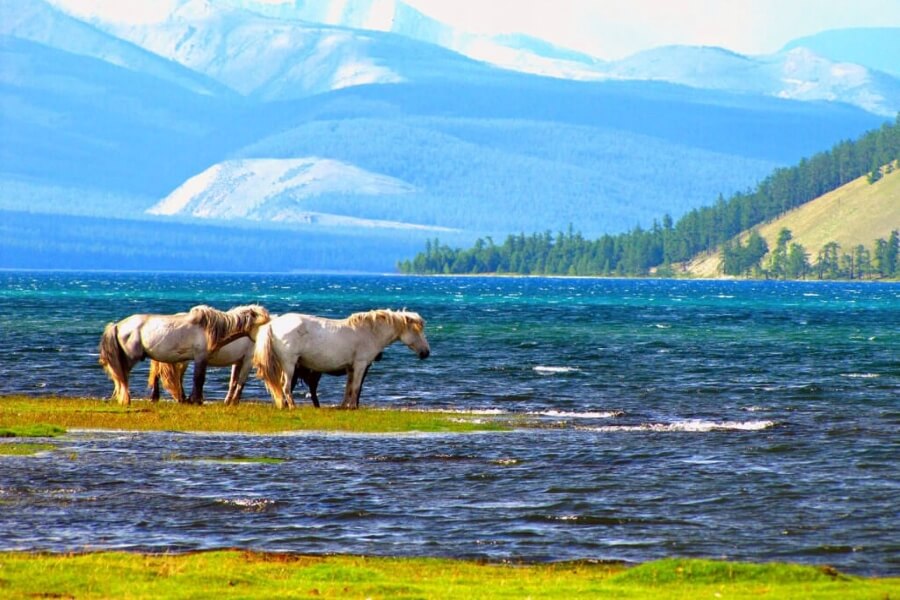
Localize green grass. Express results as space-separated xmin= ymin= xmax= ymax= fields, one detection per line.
xmin=0 ymin=424 xmax=66 ymax=438
xmin=0 ymin=396 xmax=509 ymax=435
xmin=0 ymin=551 xmax=895 ymax=599
xmin=0 ymin=442 xmax=56 ymax=456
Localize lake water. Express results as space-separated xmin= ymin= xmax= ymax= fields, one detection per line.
xmin=0 ymin=272 xmax=898 ymax=575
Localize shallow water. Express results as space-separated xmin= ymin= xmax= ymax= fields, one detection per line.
xmin=0 ymin=273 xmax=898 ymax=574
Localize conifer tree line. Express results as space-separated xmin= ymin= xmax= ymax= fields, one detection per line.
xmin=722 ymin=228 xmax=899 ymax=279
xmin=399 ymin=115 xmax=900 ymax=277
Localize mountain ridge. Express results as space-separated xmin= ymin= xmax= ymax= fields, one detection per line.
xmin=782 ymin=27 xmax=900 ymax=79
xmin=2 ymin=0 xmax=898 ymax=272
xmin=42 ymin=0 xmax=900 ymax=115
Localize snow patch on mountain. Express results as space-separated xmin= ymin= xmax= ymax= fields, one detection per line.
xmin=3 ymin=0 xmax=229 ymax=96
xmin=155 ymin=0 xmax=609 ymax=82
xmin=146 ymin=157 xmax=449 ymax=231
xmin=45 ymin=0 xmax=406 ymax=97
xmin=606 ymin=45 xmax=900 ymax=116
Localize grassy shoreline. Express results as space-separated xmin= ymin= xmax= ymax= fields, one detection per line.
xmin=0 ymin=395 xmax=510 ymax=435
xmin=0 ymin=550 xmax=896 ymax=599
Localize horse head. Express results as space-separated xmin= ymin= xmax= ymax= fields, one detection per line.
xmin=232 ymin=304 xmax=271 ymax=341
xmin=397 ymin=311 xmax=430 ymax=359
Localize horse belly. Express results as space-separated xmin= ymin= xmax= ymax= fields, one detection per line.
xmin=142 ymin=324 xmax=205 ymax=362
xmin=208 ymin=339 xmax=252 ymax=367
xmin=298 ymin=353 xmax=348 ymax=374
xmin=295 ymin=331 xmax=353 ymax=373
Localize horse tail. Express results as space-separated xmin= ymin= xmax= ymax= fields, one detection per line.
xmin=98 ymin=323 xmax=128 ymax=404
xmin=148 ymin=360 xmax=187 ymax=402
xmin=253 ymin=325 xmax=284 ymax=405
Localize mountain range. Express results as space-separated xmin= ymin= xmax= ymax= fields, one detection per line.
xmin=1 ymin=0 xmax=898 ymax=271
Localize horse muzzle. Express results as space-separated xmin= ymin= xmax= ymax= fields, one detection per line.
xmin=418 ymin=349 xmax=430 ymax=360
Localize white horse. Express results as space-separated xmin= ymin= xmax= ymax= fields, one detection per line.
xmin=98 ymin=304 xmax=270 ymax=405
xmin=254 ymin=309 xmax=430 ymax=409
xmin=148 ymin=336 xmax=255 ymax=405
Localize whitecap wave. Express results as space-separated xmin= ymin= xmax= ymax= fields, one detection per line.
xmin=840 ymin=373 xmax=880 ymax=379
xmin=215 ymin=498 xmax=275 ymax=511
xmin=532 ymin=410 xmax=624 ymax=419
xmin=584 ymin=419 xmax=776 ymax=433
xmin=401 ymin=408 xmax=507 ymax=415
xmin=533 ymin=366 xmax=580 ymax=374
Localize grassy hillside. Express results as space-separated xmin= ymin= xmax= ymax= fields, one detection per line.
xmin=686 ymin=166 xmax=900 ymax=277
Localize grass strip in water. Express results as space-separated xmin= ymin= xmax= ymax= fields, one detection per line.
xmin=0 ymin=423 xmax=66 ymax=438
xmin=0 ymin=396 xmax=508 ymax=434
xmin=0 ymin=442 xmax=56 ymax=456
xmin=0 ymin=551 xmax=895 ymax=599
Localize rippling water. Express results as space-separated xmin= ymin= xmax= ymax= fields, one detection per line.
xmin=1 ymin=273 xmax=898 ymax=574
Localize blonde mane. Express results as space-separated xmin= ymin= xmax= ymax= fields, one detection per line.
xmin=346 ymin=309 xmax=424 ymax=336
xmin=189 ymin=304 xmax=269 ymax=351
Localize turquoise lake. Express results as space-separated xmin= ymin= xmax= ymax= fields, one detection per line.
xmin=0 ymin=272 xmax=897 ymax=574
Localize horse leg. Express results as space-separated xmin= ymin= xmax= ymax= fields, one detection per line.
xmin=281 ymin=362 xmax=296 ymax=410
xmin=355 ymin=365 xmax=372 ymax=409
xmin=306 ymin=371 xmax=322 ymax=408
xmin=340 ymin=363 xmax=370 ymax=409
xmin=188 ymin=356 xmax=208 ymax=405
xmin=223 ymin=363 xmax=238 ymax=406
xmin=118 ymin=355 xmax=143 ymax=406
xmin=290 ymin=367 xmax=303 ymax=395
xmin=230 ymin=355 xmax=252 ymax=406
xmin=119 ymin=369 xmax=131 ymax=406
xmin=175 ymin=365 xmax=188 ymax=404
xmin=150 ymin=372 xmax=161 ymax=403
xmin=117 ymin=362 xmax=132 ymax=406
xmin=291 ymin=365 xmax=320 ymax=408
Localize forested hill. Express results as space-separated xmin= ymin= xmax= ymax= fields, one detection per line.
xmin=399 ymin=115 xmax=900 ymax=277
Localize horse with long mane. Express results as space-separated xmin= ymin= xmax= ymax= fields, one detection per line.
xmin=254 ymin=309 xmax=430 ymax=409
xmin=147 ymin=336 xmax=255 ymax=405
xmin=98 ymin=304 xmax=270 ymax=405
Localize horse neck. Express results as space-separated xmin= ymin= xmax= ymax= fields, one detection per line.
xmin=208 ymin=309 xmax=259 ymax=350
xmin=215 ymin=330 xmax=247 ymax=349
xmin=368 ymin=319 xmax=401 ymax=350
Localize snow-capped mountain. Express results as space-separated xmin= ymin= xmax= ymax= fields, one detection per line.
xmin=605 ymin=45 xmax=900 ymax=117
xmin=40 ymin=0 xmax=497 ymax=99
xmin=39 ymin=0 xmax=900 ymax=115
xmin=147 ymin=157 xmax=451 ymax=231
xmin=227 ymin=0 xmax=608 ymax=81
xmin=0 ymin=0 xmax=231 ymax=96
xmin=783 ymin=28 xmax=900 ymax=79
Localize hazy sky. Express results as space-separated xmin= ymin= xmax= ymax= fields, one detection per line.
xmin=405 ymin=0 xmax=900 ymax=59
xmin=48 ymin=0 xmax=900 ymax=60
